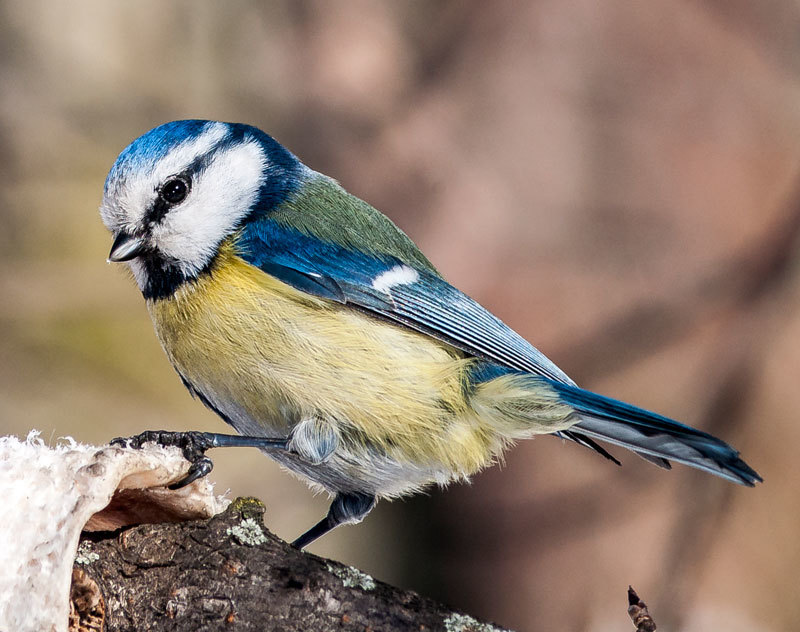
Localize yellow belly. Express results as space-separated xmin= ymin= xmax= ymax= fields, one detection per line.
xmin=147 ymin=248 xmax=501 ymax=477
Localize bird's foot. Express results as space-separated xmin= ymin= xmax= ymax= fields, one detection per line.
xmin=111 ymin=431 xmax=290 ymax=489
xmin=110 ymin=430 xmax=216 ymax=489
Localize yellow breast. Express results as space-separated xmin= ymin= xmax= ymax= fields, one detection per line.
xmin=147 ymin=247 xmax=499 ymax=475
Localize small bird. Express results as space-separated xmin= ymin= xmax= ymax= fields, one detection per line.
xmin=100 ymin=120 xmax=761 ymax=548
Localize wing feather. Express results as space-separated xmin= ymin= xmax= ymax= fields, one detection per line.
xmin=235 ymin=219 xmax=573 ymax=385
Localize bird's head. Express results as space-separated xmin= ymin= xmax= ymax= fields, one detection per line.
xmin=100 ymin=120 xmax=304 ymax=299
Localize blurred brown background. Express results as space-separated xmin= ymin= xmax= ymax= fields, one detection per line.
xmin=1 ymin=1 xmax=798 ymax=630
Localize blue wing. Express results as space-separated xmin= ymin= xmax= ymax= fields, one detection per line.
xmin=235 ymin=219 xmax=574 ymax=385
xmin=235 ymin=217 xmax=767 ymax=482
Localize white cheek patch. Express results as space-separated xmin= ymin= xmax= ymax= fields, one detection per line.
xmin=372 ymin=265 xmax=420 ymax=293
xmin=152 ymin=139 xmax=266 ymax=275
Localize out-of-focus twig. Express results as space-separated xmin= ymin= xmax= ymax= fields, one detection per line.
xmin=627 ymin=587 xmax=657 ymax=632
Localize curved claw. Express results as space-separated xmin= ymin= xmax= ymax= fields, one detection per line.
xmin=169 ymin=456 xmax=214 ymax=489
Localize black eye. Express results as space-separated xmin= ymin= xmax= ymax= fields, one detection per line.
xmin=159 ymin=177 xmax=189 ymax=205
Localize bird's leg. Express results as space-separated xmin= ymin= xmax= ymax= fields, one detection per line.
xmin=110 ymin=430 xmax=288 ymax=489
xmin=292 ymin=492 xmax=376 ymax=549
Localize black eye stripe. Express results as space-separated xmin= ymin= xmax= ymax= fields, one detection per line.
xmin=143 ymin=134 xmax=239 ymax=227
xmin=145 ymin=173 xmax=190 ymax=225
xmin=146 ymin=195 xmax=171 ymax=226
xmin=185 ymin=147 xmax=218 ymax=175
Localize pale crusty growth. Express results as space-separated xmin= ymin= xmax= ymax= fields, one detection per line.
xmin=0 ymin=433 xmax=228 ymax=632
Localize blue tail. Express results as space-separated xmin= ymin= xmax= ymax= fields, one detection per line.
xmin=548 ymin=380 xmax=761 ymax=486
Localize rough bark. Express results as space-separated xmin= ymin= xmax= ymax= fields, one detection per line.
xmin=70 ymin=497 xmax=510 ymax=632
xmin=627 ymin=587 xmax=657 ymax=632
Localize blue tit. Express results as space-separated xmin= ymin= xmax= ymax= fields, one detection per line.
xmin=100 ymin=120 xmax=761 ymax=548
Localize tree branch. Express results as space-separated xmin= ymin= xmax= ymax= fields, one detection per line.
xmin=70 ymin=497 xmax=513 ymax=632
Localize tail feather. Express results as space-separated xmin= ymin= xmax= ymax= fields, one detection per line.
xmin=549 ymin=380 xmax=762 ymax=486
xmin=555 ymin=430 xmax=622 ymax=466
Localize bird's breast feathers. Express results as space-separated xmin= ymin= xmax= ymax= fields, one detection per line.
xmin=148 ymin=243 xmax=549 ymax=488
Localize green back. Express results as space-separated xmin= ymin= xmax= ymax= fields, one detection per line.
xmin=268 ymin=174 xmax=440 ymax=275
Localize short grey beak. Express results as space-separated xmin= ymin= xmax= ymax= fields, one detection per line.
xmin=108 ymin=232 xmax=146 ymax=262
